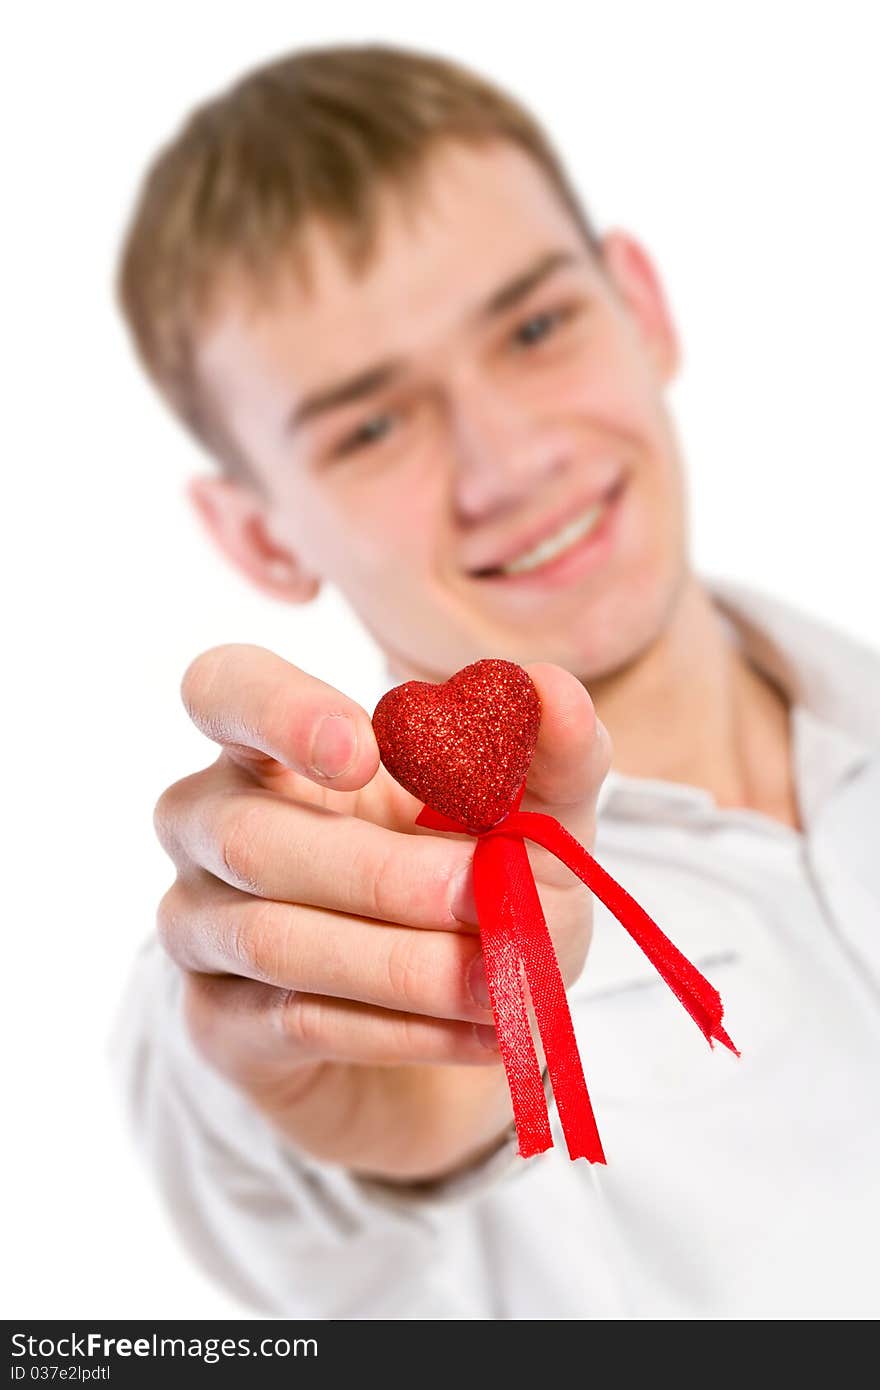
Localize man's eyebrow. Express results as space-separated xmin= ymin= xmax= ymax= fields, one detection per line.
xmin=286 ymin=248 xmax=581 ymax=433
xmin=288 ymin=359 xmax=405 ymax=432
xmin=478 ymin=248 xmax=581 ymax=319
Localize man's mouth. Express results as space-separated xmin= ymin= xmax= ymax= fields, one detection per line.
xmin=470 ymin=479 xmax=625 ymax=581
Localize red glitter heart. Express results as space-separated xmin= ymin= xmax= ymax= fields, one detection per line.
xmin=372 ymin=659 xmax=542 ymax=833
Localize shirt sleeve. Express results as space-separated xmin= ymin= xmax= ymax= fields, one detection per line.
xmin=108 ymin=937 xmax=539 ymax=1319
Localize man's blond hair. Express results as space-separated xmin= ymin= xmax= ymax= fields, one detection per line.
xmin=117 ymin=43 xmax=599 ymax=477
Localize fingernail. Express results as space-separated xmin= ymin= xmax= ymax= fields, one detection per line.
xmin=468 ymin=954 xmax=492 ymax=1010
xmin=475 ymin=1023 xmax=500 ymax=1050
xmin=309 ymin=714 xmax=357 ymax=779
xmin=448 ymin=862 xmax=479 ymax=924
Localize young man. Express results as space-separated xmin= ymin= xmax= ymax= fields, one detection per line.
xmin=114 ymin=45 xmax=880 ymax=1319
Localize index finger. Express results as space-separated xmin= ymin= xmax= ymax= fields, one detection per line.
xmin=180 ymin=643 xmax=380 ymax=791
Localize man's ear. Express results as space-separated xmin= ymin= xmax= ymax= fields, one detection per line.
xmin=598 ymin=230 xmax=681 ymax=383
xmin=187 ymin=475 xmax=321 ymax=603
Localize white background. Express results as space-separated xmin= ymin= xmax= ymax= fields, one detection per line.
xmin=4 ymin=1 xmax=878 ymax=1318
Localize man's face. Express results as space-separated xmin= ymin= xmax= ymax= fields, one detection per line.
xmin=197 ymin=139 xmax=690 ymax=681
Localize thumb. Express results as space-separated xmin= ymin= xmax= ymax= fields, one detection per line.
xmin=522 ymin=663 xmax=612 ymax=838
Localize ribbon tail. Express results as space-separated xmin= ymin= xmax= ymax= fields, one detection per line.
xmin=498 ymin=834 xmax=606 ymax=1163
xmin=473 ymin=835 xmax=553 ymax=1158
xmin=507 ymin=812 xmax=740 ymax=1057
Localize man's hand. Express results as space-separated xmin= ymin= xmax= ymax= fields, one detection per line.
xmin=154 ymin=645 xmax=612 ymax=1183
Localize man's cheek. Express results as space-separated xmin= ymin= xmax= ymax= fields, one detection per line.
xmin=335 ymin=522 xmax=425 ymax=582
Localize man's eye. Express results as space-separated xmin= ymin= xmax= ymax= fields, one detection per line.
xmin=337 ymin=413 xmax=394 ymax=455
xmin=513 ymin=308 xmax=567 ymax=348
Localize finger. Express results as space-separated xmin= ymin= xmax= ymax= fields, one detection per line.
xmin=157 ymin=786 xmax=479 ymax=928
xmin=159 ymin=876 xmax=494 ymax=1022
xmin=180 ymin=643 xmax=379 ymax=790
xmin=183 ymin=972 xmax=502 ymax=1073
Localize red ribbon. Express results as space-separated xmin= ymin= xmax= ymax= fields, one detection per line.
xmin=416 ymin=784 xmax=739 ymax=1163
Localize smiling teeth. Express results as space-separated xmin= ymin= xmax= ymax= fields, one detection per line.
xmin=498 ymin=501 xmax=606 ymax=575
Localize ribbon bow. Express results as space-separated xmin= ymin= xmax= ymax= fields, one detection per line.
xmin=417 ymin=784 xmax=739 ymax=1163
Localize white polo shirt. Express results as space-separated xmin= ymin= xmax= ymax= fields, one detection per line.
xmin=111 ymin=576 xmax=880 ymax=1319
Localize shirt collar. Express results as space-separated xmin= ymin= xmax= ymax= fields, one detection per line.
xmin=598 ymin=574 xmax=879 ymax=826
xmin=705 ymin=573 xmax=880 ymax=750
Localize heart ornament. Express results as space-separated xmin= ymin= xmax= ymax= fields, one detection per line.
xmin=372 ymin=658 xmax=541 ymax=832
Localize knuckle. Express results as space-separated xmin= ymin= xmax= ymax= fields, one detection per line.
xmin=155 ymin=881 xmax=188 ymax=961
xmin=232 ymin=900 xmax=290 ymax=983
xmin=152 ymin=769 xmax=211 ymax=861
xmin=436 ymin=939 xmax=474 ymax=1019
xmin=394 ymin=1010 xmax=427 ymax=1059
xmin=398 ymin=1012 xmax=462 ymax=1065
xmin=468 ymin=1025 xmax=503 ymax=1063
xmin=152 ymin=780 xmax=186 ymax=857
xmin=280 ymin=993 xmax=325 ymax=1056
xmin=385 ymin=932 xmax=425 ymax=1013
xmin=217 ymin=800 xmax=267 ymax=893
xmin=360 ymin=835 xmax=450 ymax=929
xmin=352 ymin=835 xmax=396 ymax=922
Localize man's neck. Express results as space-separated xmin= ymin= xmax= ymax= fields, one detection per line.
xmin=588 ymin=574 xmax=802 ymax=830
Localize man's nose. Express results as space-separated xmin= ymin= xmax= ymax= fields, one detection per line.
xmin=450 ymin=383 xmax=570 ymax=522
